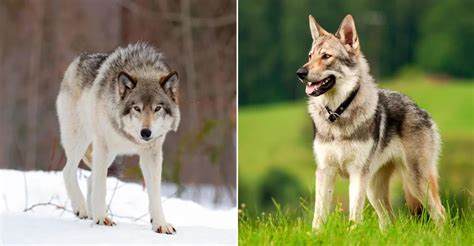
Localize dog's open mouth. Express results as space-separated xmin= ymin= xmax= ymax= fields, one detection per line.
xmin=305 ymin=75 xmax=336 ymax=97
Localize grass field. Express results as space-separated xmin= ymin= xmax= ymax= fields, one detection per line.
xmin=238 ymin=75 xmax=474 ymax=244
xmin=239 ymin=202 xmax=474 ymax=245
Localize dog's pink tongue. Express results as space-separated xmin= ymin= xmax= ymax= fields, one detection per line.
xmin=305 ymin=84 xmax=317 ymax=94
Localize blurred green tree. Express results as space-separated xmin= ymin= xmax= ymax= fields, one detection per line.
xmin=239 ymin=0 xmax=474 ymax=105
xmin=416 ymin=0 xmax=474 ymax=77
xmin=259 ymin=168 xmax=305 ymax=211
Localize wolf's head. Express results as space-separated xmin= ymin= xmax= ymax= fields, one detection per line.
xmin=117 ymin=69 xmax=180 ymax=143
xmin=297 ymin=15 xmax=365 ymax=98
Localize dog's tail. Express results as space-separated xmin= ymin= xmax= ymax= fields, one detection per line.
xmin=403 ymin=185 xmax=423 ymax=216
xmin=81 ymin=144 xmax=122 ymax=177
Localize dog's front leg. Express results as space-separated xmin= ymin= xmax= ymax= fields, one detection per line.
xmin=91 ymin=139 xmax=116 ymax=226
xmin=139 ymin=147 xmax=176 ymax=235
xmin=348 ymin=169 xmax=368 ymax=224
xmin=312 ymin=166 xmax=337 ymax=231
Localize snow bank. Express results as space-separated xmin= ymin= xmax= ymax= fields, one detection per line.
xmin=0 ymin=170 xmax=236 ymax=245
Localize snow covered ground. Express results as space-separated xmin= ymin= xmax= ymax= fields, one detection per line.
xmin=0 ymin=170 xmax=237 ymax=245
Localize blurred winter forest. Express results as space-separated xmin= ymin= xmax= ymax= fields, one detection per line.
xmin=0 ymin=0 xmax=236 ymax=204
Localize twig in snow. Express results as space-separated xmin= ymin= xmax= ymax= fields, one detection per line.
xmin=2 ymin=194 xmax=9 ymax=211
xmin=24 ymin=201 xmax=149 ymax=223
xmin=109 ymin=212 xmax=149 ymax=223
xmin=23 ymin=201 xmax=73 ymax=213
xmin=107 ymin=178 xmax=121 ymax=219
xmin=59 ymin=200 xmax=69 ymax=217
xmin=23 ymin=172 xmax=28 ymax=211
xmin=107 ymin=178 xmax=120 ymax=212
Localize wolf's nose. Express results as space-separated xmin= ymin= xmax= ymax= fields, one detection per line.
xmin=140 ymin=128 xmax=152 ymax=140
xmin=296 ymin=67 xmax=308 ymax=79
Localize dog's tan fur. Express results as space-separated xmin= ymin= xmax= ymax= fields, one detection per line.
xmin=297 ymin=15 xmax=445 ymax=231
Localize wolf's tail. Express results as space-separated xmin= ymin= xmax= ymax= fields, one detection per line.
xmin=81 ymin=144 xmax=122 ymax=177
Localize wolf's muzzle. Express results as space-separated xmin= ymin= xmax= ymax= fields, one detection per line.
xmin=141 ymin=128 xmax=152 ymax=141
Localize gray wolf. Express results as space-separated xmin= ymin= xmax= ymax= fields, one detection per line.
xmin=296 ymin=15 xmax=445 ymax=230
xmin=56 ymin=43 xmax=180 ymax=234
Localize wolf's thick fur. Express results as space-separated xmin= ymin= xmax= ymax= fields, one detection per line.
xmin=297 ymin=15 xmax=445 ymax=230
xmin=56 ymin=43 xmax=180 ymax=234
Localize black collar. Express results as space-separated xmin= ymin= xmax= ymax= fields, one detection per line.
xmin=324 ymin=84 xmax=360 ymax=122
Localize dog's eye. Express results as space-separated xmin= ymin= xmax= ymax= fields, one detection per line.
xmin=154 ymin=106 xmax=162 ymax=112
xmin=133 ymin=106 xmax=141 ymax=112
xmin=308 ymin=54 xmax=312 ymax=60
xmin=322 ymin=54 xmax=332 ymax=59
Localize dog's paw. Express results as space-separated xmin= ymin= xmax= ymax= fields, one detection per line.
xmin=151 ymin=220 xmax=176 ymax=235
xmin=312 ymin=218 xmax=323 ymax=232
xmin=95 ymin=217 xmax=116 ymax=226
xmin=347 ymin=220 xmax=360 ymax=231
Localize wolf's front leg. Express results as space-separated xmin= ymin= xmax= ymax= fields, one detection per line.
xmin=312 ymin=166 xmax=337 ymax=231
xmin=348 ymin=169 xmax=368 ymax=224
xmin=91 ymin=139 xmax=116 ymax=226
xmin=139 ymin=148 xmax=176 ymax=235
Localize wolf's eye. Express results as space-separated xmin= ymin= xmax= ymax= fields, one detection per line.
xmin=322 ymin=54 xmax=332 ymax=59
xmin=133 ymin=106 xmax=141 ymax=112
xmin=154 ymin=106 xmax=162 ymax=112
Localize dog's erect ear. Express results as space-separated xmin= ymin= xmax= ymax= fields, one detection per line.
xmin=118 ymin=72 xmax=137 ymax=99
xmin=309 ymin=15 xmax=330 ymax=40
xmin=160 ymin=71 xmax=179 ymax=102
xmin=336 ymin=15 xmax=360 ymax=53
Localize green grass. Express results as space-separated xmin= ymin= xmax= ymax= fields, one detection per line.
xmin=238 ymin=76 xmax=474 ymax=244
xmin=239 ymin=201 xmax=474 ymax=245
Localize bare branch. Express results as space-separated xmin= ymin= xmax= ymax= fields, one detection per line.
xmin=24 ymin=200 xmax=149 ymax=223
xmin=110 ymin=212 xmax=149 ymax=223
xmin=107 ymin=178 xmax=120 ymax=211
xmin=23 ymin=172 xmax=28 ymax=211
xmin=23 ymin=202 xmax=72 ymax=213
xmin=2 ymin=194 xmax=9 ymax=211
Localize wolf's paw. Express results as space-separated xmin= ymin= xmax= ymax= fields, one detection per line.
xmin=95 ymin=216 xmax=116 ymax=226
xmin=151 ymin=219 xmax=176 ymax=235
xmin=72 ymin=205 xmax=89 ymax=219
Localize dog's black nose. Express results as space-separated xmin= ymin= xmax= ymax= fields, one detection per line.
xmin=140 ymin=128 xmax=152 ymax=140
xmin=296 ymin=67 xmax=308 ymax=79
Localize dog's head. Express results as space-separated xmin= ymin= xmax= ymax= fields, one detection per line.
xmin=117 ymin=70 xmax=180 ymax=144
xmin=297 ymin=14 xmax=361 ymax=97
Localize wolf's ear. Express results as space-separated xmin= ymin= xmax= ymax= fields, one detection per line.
xmin=171 ymin=109 xmax=180 ymax=132
xmin=160 ymin=71 xmax=179 ymax=102
xmin=336 ymin=15 xmax=360 ymax=53
xmin=118 ymin=72 xmax=137 ymax=99
xmin=309 ymin=15 xmax=330 ymax=40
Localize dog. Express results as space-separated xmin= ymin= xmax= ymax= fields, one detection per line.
xmin=296 ymin=15 xmax=446 ymax=231
xmin=56 ymin=43 xmax=180 ymax=234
